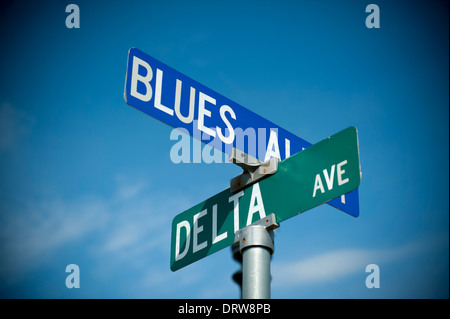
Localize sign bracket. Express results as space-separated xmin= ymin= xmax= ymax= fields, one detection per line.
xmin=229 ymin=148 xmax=279 ymax=193
xmin=234 ymin=213 xmax=279 ymax=299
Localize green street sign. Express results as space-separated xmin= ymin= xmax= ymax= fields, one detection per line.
xmin=170 ymin=126 xmax=361 ymax=271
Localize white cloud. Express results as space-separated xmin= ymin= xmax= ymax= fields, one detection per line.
xmin=0 ymin=176 xmax=189 ymax=286
xmin=272 ymin=235 xmax=447 ymax=288
xmin=273 ymin=249 xmax=371 ymax=286
xmin=115 ymin=179 xmax=147 ymax=201
xmin=0 ymin=197 xmax=108 ymax=277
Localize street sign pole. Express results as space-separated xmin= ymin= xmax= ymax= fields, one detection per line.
xmin=240 ymin=226 xmax=273 ymax=299
xmin=123 ymin=48 xmax=363 ymax=299
xmin=230 ymin=149 xmax=278 ymax=299
xmin=235 ymin=214 xmax=278 ymax=299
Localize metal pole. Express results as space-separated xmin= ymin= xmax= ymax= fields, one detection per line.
xmin=236 ymin=224 xmax=275 ymax=299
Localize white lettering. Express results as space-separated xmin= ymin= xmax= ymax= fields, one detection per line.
xmin=312 ymin=174 xmax=325 ymax=198
xmin=154 ymin=69 xmax=174 ymax=116
xmin=212 ymin=204 xmax=228 ymax=244
xmin=175 ymin=220 xmax=191 ymax=261
xmin=229 ymin=191 xmax=244 ymax=233
xmin=198 ymin=92 xmax=216 ymax=137
xmin=313 ymin=160 xmax=350 ymax=198
xmin=323 ymin=164 xmax=336 ymax=191
xmin=337 ymin=160 xmax=349 ymax=185
xmin=179 ymin=303 xmax=212 ymax=316
xmin=285 ymin=138 xmax=291 ymax=158
xmin=246 ymin=183 xmax=266 ymax=226
xmin=174 ymin=81 xmax=195 ymax=124
xmin=193 ymin=209 xmax=207 ymax=253
xmin=130 ymin=56 xmax=153 ymax=102
xmin=264 ymin=130 xmax=281 ymax=161
xmin=217 ymin=105 xmax=236 ymax=144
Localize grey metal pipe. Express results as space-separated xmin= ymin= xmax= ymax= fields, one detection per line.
xmin=237 ymin=224 xmax=275 ymax=299
xmin=242 ymin=244 xmax=272 ymax=299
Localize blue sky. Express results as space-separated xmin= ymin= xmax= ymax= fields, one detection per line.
xmin=0 ymin=0 xmax=448 ymax=298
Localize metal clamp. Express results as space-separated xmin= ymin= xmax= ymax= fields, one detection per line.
xmin=234 ymin=213 xmax=279 ymax=254
xmin=229 ymin=148 xmax=279 ymax=193
xmin=233 ymin=214 xmax=279 ymax=299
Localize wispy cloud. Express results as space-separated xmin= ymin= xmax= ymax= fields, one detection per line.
xmin=114 ymin=176 xmax=148 ymax=201
xmin=272 ymin=235 xmax=448 ymax=288
xmin=0 ymin=196 xmax=108 ymax=279
xmin=273 ymin=249 xmax=372 ymax=286
xmin=0 ymin=176 xmax=190 ymax=289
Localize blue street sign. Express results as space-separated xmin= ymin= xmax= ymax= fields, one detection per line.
xmin=124 ymin=47 xmax=359 ymax=217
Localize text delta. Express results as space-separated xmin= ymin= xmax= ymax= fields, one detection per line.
xmin=174 ymin=183 xmax=266 ymax=262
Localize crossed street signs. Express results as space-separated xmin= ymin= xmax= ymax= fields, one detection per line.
xmin=123 ymin=48 xmax=359 ymax=218
xmin=122 ymin=48 xmax=362 ymax=272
